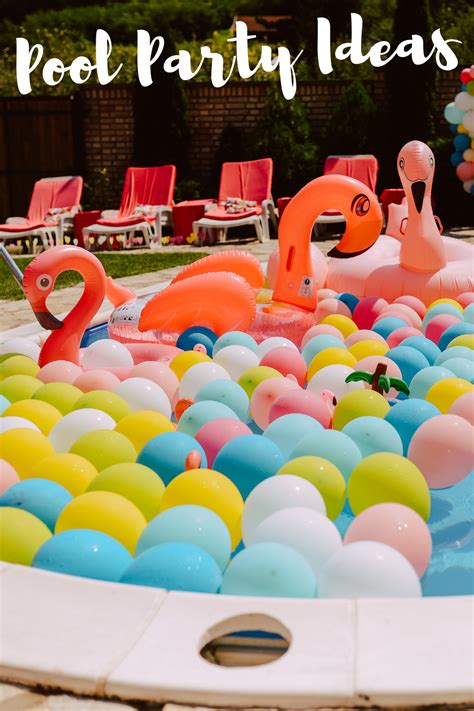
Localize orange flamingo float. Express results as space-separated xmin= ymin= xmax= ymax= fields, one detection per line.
xmin=327 ymin=141 xmax=474 ymax=304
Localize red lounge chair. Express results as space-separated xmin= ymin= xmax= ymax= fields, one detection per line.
xmin=192 ymin=159 xmax=276 ymax=244
xmin=0 ymin=176 xmax=83 ymax=251
xmin=83 ymin=165 xmax=176 ymax=249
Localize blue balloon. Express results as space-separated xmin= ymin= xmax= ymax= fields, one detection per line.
xmin=0 ymin=478 xmax=72 ymax=531
xmin=449 ymin=123 xmax=459 ymax=135
xmin=463 ymin=303 xmax=474 ymax=324
xmin=195 ymin=380 xmax=249 ymax=421
xmin=438 ymin=323 xmax=474 ymax=351
xmin=177 ymin=400 xmax=238 ymax=437
xmin=263 ymin=413 xmax=322 ymax=459
xmin=399 ymin=336 xmax=441 ymax=365
xmin=342 ymin=416 xmax=403 ymax=458
xmin=385 ymin=398 xmax=440 ymax=455
xmin=422 ymin=303 xmax=462 ymax=330
xmin=290 ymin=429 xmax=362 ymax=483
xmin=453 ymin=134 xmax=471 ymax=152
xmin=220 ymin=542 xmax=316 ymax=597
xmin=409 ymin=366 xmax=455 ymax=399
xmin=213 ymin=331 xmax=257 ymax=355
xmin=136 ymin=505 xmax=231 ymax=571
xmin=435 ymin=346 xmax=474 ymax=366
xmin=121 ymin=542 xmax=222 ymax=592
xmin=176 ymin=326 xmax=217 ymax=356
xmin=137 ymin=431 xmax=207 ymax=485
xmin=372 ymin=317 xmax=408 ymax=339
xmin=442 ymin=357 xmax=474 ymax=383
xmin=302 ymin=335 xmax=346 ymax=366
xmin=336 ymin=292 xmax=359 ymax=313
xmin=386 ymin=346 xmax=430 ymax=384
xmin=450 ymin=151 xmax=464 ymax=168
xmin=33 ymin=529 xmax=132 ymax=581
xmin=0 ymin=395 xmax=10 ymax=414
xmin=213 ymin=434 xmax=284 ymax=499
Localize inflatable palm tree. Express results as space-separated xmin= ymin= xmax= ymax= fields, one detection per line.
xmin=345 ymin=362 xmax=410 ymax=396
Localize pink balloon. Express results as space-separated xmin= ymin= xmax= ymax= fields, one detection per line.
xmin=250 ymin=376 xmax=300 ymax=429
xmin=449 ymin=391 xmax=474 ymax=425
xmin=355 ymin=355 xmax=402 ymax=398
xmin=379 ymin=304 xmax=423 ymax=330
xmin=0 ymin=459 xmax=20 ymax=494
xmin=345 ymin=329 xmax=387 ymax=347
xmin=269 ymin=389 xmax=332 ymax=428
xmin=344 ymin=503 xmax=432 ymax=577
xmin=317 ymin=288 xmax=338 ymax=300
xmin=408 ymin=414 xmax=474 ymax=488
xmin=393 ymin=295 xmax=426 ymax=318
xmin=315 ymin=298 xmax=351 ymax=322
xmin=301 ymin=324 xmax=344 ymax=348
xmin=129 ymin=361 xmax=179 ymax=402
xmin=74 ymin=369 xmax=121 ymax=392
xmin=38 ymin=360 xmax=83 ymax=384
xmin=457 ymin=292 xmax=474 ymax=308
xmin=456 ymin=161 xmax=474 ymax=182
xmin=260 ymin=347 xmax=307 ymax=386
xmin=425 ymin=314 xmax=462 ymax=344
xmin=386 ymin=327 xmax=423 ymax=349
xmin=353 ymin=296 xmax=389 ymax=329
xmin=195 ymin=418 xmax=252 ymax=467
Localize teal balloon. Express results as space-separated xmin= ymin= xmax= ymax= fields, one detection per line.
xmin=213 ymin=331 xmax=257 ymax=355
xmin=442 ymin=357 xmax=474 ymax=383
xmin=263 ymin=413 xmax=322 ymax=459
xmin=444 ymin=102 xmax=464 ymax=124
xmin=385 ymin=398 xmax=440 ymax=455
xmin=450 ymin=151 xmax=464 ymax=168
xmin=342 ymin=416 xmax=403 ymax=458
xmin=177 ymin=400 xmax=238 ymax=437
xmin=400 ymin=336 xmax=440 ymax=365
xmin=121 ymin=542 xmax=222 ymax=592
xmin=386 ymin=346 xmax=430 ymax=384
xmin=137 ymin=431 xmax=207 ymax=485
xmin=195 ymin=379 xmax=249 ymax=421
xmin=0 ymin=478 xmax=72 ymax=531
xmin=302 ymin=335 xmax=345 ymax=366
xmin=438 ymin=323 xmax=474 ymax=350
xmin=213 ymin=434 xmax=284 ymax=499
xmin=290 ymin=429 xmax=362 ymax=482
xmin=453 ymin=134 xmax=471 ymax=151
xmin=422 ymin=303 xmax=463 ymax=331
xmin=435 ymin=346 xmax=473 ymax=366
xmin=372 ymin=317 xmax=408 ymax=339
xmin=220 ymin=542 xmax=316 ymax=597
xmin=409 ymin=366 xmax=455 ymax=399
xmin=463 ymin=304 xmax=474 ymax=324
xmin=0 ymin=395 xmax=10 ymax=414
xmin=135 ymin=505 xmax=231 ymax=571
xmin=33 ymin=529 xmax=132 ymax=582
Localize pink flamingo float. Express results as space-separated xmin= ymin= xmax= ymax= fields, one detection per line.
xmin=327 ymin=141 xmax=474 ymax=304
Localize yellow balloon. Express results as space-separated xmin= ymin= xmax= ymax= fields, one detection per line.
xmin=448 ymin=334 xmax=474 ymax=350
xmin=425 ymin=377 xmax=474 ymax=413
xmin=0 ymin=375 xmax=42 ymax=403
xmin=308 ymin=348 xmax=357 ymax=380
xmin=0 ymin=508 xmax=51 ymax=565
xmin=238 ymin=366 xmax=282 ymax=399
xmin=29 ymin=453 xmax=98 ymax=496
xmin=0 ymin=355 xmax=39 ymax=381
xmin=160 ymin=468 xmax=243 ymax=548
xmin=321 ymin=314 xmax=359 ymax=337
xmin=170 ymin=351 xmax=211 ymax=380
xmin=333 ymin=389 xmax=390 ymax=430
xmin=73 ymin=390 xmax=130 ymax=422
xmin=33 ymin=382 xmax=82 ymax=414
xmin=3 ymin=399 xmax=62 ymax=435
xmin=256 ymin=288 xmax=273 ymax=303
xmin=348 ymin=339 xmax=389 ymax=361
xmin=87 ymin=463 xmax=165 ymax=521
xmin=115 ymin=410 xmax=175 ymax=453
xmin=55 ymin=490 xmax=146 ymax=554
xmin=457 ymin=124 xmax=467 ymax=134
xmin=70 ymin=429 xmax=136 ymax=471
xmin=277 ymin=456 xmax=346 ymax=519
xmin=428 ymin=298 xmax=462 ymax=311
xmin=0 ymin=428 xmax=54 ymax=478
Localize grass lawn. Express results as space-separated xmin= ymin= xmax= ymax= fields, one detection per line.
xmin=1 ymin=251 xmax=207 ymax=301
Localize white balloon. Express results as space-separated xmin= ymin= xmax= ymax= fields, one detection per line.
xmin=319 ymin=541 xmax=421 ymax=599
xmin=249 ymin=507 xmax=342 ymax=580
xmin=256 ymin=337 xmax=298 ymax=359
xmin=0 ymin=338 xmax=40 ymax=362
xmin=82 ymin=340 xmax=133 ymax=370
xmin=463 ymin=179 xmax=474 ymax=194
xmin=0 ymin=416 xmax=40 ymax=433
xmin=49 ymin=408 xmax=116 ymax=452
xmin=308 ymin=364 xmax=364 ymax=401
xmin=454 ymin=90 xmax=474 ymax=113
xmin=114 ymin=377 xmax=171 ymax=417
xmin=462 ymin=110 xmax=474 ymax=133
xmin=213 ymin=345 xmax=259 ymax=381
xmin=178 ymin=362 xmax=230 ymax=399
xmin=242 ymin=474 xmax=326 ymax=545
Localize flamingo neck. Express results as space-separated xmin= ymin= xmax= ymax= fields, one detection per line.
xmin=39 ymin=259 xmax=106 ymax=366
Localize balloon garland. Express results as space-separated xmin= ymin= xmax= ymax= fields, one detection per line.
xmin=444 ymin=66 xmax=474 ymax=196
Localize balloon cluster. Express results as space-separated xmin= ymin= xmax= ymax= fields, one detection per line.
xmin=444 ymin=66 xmax=474 ymax=195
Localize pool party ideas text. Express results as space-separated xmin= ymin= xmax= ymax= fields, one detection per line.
xmin=16 ymin=13 xmax=461 ymax=99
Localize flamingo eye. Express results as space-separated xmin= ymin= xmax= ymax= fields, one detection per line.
xmin=351 ymin=193 xmax=370 ymax=217
xmin=37 ymin=274 xmax=52 ymax=291
xmin=429 ymin=155 xmax=434 ymax=167
xmin=399 ymin=158 xmax=405 ymax=170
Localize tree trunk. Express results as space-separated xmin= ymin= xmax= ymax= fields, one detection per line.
xmin=372 ymin=362 xmax=388 ymax=394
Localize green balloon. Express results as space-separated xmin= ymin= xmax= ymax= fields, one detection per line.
xmin=33 ymin=382 xmax=82 ymax=414
xmin=0 ymin=508 xmax=51 ymax=565
xmin=466 ymin=80 xmax=474 ymax=97
xmin=70 ymin=430 xmax=136 ymax=471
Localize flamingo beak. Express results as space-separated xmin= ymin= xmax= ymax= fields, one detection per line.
xmin=327 ymin=193 xmax=383 ymax=259
xmin=411 ymin=181 xmax=426 ymax=213
xmin=31 ymin=300 xmax=63 ymax=330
